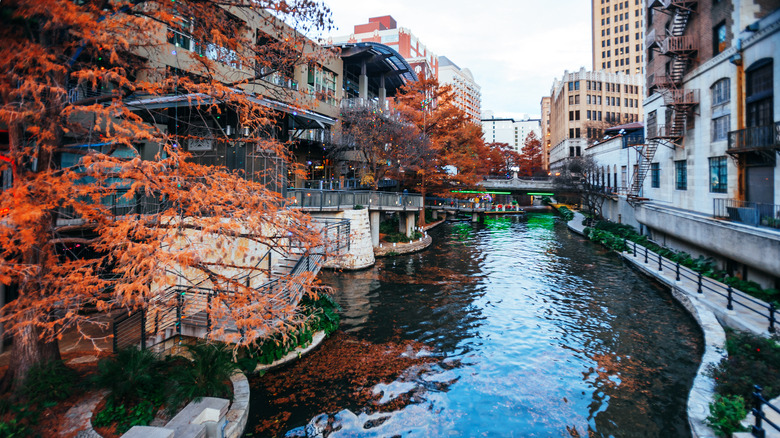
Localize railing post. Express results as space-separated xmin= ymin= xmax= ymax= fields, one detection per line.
xmin=769 ymin=303 xmax=776 ymax=334
xmin=176 ymin=291 xmax=183 ymax=336
xmin=206 ymin=292 xmax=212 ymax=338
xmin=623 ymin=238 xmax=627 ymax=253
xmin=112 ymin=316 xmax=118 ymax=353
xmin=633 ymin=241 xmax=636 ymax=256
xmin=676 ymin=262 xmax=680 ymax=281
xmin=752 ymin=385 xmax=766 ymax=438
xmin=727 ymin=285 xmax=734 ymax=310
xmin=644 ymin=246 xmax=648 ymax=263
xmin=658 ymin=253 xmax=662 ymax=271
xmin=140 ymin=310 xmax=147 ymax=350
xmin=697 ymin=272 xmax=703 ymax=294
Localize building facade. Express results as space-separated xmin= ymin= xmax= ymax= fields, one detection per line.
xmin=545 ymin=68 xmax=644 ymax=169
xmin=540 ymin=96 xmax=552 ymax=170
xmin=438 ymin=56 xmax=482 ymax=124
xmin=627 ymin=0 xmax=780 ymax=287
xmin=481 ymin=111 xmax=541 ymax=152
xmin=327 ymin=16 xmax=439 ymax=80
xmin=592 ymin=0 xmax=646 ymax=74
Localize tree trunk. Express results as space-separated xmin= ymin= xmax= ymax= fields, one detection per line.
xmin=418 ymin=177 xmax=427 ymax=229
xmin=0 ymin=318 xmax=61 ymax=395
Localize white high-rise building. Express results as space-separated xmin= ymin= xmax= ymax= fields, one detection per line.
xmin=481 ymin=111 xmax=541 ymax=152
xmin=438 ymin=56 xmax=481 ymax=124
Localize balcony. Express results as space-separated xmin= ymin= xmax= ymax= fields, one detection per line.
xmin=646 ymin=124 xmax=683 ymax=139
xmin=661 ymin=89 xmax=699 ymax=106
xmin=647 ymin=74 xmax=675 ymax=90
xmin=714 ymin=198 xmax=780 ymax=229
xmin=727 ymin=123 xmax=780 ymax=154
xmin=662 ymin=0 xmax=698 ymax=10
xmin=660 ymin=36 xmax=697 ymax=56
xmin=646 ymin=29 xmax=660 ymax=50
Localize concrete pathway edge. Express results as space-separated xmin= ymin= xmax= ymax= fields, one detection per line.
xmin=566 ymin=212 xmax=722 ymax=438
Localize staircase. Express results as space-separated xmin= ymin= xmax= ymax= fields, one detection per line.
xmin=113 ymin=218 xmax=349 ymax=351
xmin=632 ymin=0 xmax=698 ymax=198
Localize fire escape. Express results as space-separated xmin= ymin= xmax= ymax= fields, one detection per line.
xmin=630 ymin=0 xmax=699 ymax=199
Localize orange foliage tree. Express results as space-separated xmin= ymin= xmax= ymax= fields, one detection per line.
xmin=395 ymin=77 xmax=485 ymax=226
xmin=518 ymin=132 xmax=544 ymax=177
xmin=0 ymin=0 xmax=332 ymax=391
xmin=484 ymin=142 xmax=522 ymax=177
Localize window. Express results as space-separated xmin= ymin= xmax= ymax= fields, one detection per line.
xmin=569 ymin=128 xmax=575 ymax=138
xmin=746 ymin=59 xmax=773 ymax=128
xmin=713 ymin=21 xmax=727 ymax=55
xmin=650 ymin=163 xmax=660 ymax=188
xmin=675 ymin=160 xmax=687 ymax=190
xmin=587 ymin=110 xmax=592 ymax=120
xmin=569 ymin=111 xmax=574 ymax=121
xmin=575 ymin=94 xmax=580 ymax=104
xmin=709 ymin=157 xmax=728 ymax=193
xmin=712 ymin=115 xmax=730 ymax=141
xmin=621 ymin=166 xmax=627 ymax=188
xmin=575 ymin=110 xmax=580 ymax=120
xmin=574 ymin=81 xmax=580 ymax=90
xmin=575 ymin=128 xmax=581 ymax=137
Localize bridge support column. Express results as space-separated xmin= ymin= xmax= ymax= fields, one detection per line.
xmin=400 ymin=211 xmax=415 ymax=236
xmin=370 ymin=211 xmax=380 ymax=247
xmin=431 ymin=210 xmax=438 ymax=220
xmin=472 ymin=212 xmax=479 ymax=223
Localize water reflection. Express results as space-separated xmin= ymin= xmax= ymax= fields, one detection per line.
xmin=247 ymin=213 xmax=702 ymax=437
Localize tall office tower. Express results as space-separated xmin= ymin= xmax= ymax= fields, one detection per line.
xmin=592 ymin=0 xmax=645 ymax=74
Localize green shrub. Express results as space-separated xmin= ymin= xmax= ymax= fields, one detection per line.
xmin=706 ymin=395 xmax=749 ymax=437
xmin=93 ymin=347 xmax=164 ymax=405
xmin=93 ymin=397 xmax=157 ymax=435
xmin=0 ymin=418 xmax=36 ymax=438
xmin=167 ymin=343 xmax=237 ymax=411
xmin=557 ymin=206 xmax=574 ymax=221
xmin=23 ymin=359 xmax=79 ymax=405
xmin=709 ymin=330 xmax=780 ymax=401
xmin=379 ymin=216 xmax=399 ymax=234
xmin=353 ymin=204 xmax=364 ymax=210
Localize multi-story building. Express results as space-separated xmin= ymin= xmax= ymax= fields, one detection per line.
xmin=327 ymin=16 xmax=439 ymax=80
xmin=545 ymin=68 xmax=644 ymax=169
xmin=592 ymin=0 xmax=645 ymax=75
xmin=540 ymin=96 xmax=552 ymax=170
xmin=438 ymin=56 xmax=482 ymax=124
xmin=583 ymin=1 xmax=779 ymax=288
xmin=631 ymin=0 xmax=780 ymax=287
xmin=481 ymin=111 xmax=541 ymax=152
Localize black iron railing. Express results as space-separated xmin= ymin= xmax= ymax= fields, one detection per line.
xmin=728 ymin=123 xmax=780 ymax=153
xmin=624 ymin=239 xmax=777 ymax=334
xmin=751 ymin=385 xmax=780 ymax=437
xmin=288 ymin=189 xmax=423 ymax=211
xmin=713 ymin=198 xmax=780 ymax=229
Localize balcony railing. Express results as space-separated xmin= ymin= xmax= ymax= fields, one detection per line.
xmin=661 ymin=88 xmax=699 ymax=106
xmin=714 ymin=198 xmax=780 ymax=229
xmin=727 ymin=123 xmax=780 ymax=154
xmin=288 ymin=189 xmax=423 ymax=211
xmin=661 ymin=36 xmax=697 ymax=54
xmin=647 ymin=124 xmax=683 ymax=139
xmin=645 ymin=28 xmax=660 ymax=50
xmin=648 ymin=74 xmax=675 ymax=90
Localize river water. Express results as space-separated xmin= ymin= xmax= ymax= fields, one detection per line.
xmin=247 ymin=213 xmax=703 ymax=437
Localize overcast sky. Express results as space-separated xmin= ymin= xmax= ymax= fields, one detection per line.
xmin=316 ymin=0 xmax=593 ymax=119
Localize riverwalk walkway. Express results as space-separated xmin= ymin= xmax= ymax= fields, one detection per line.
xmin=566 ymin=210 xmax=780 ymax=438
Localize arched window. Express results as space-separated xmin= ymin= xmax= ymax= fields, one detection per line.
xmin=711 ymin=78 xmax=731 ymax=142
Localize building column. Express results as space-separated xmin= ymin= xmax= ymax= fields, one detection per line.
xmin=399 ymin=212 xmax=415 ymax=236
xmin=378 ymin=74 xmax=387 ymax=107
xmin=359 ymin=60 xmax=368 ymax=99
xmin=370 ymin=211 xmax=380 ymax=247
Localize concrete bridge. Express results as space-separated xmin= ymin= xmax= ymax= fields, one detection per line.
xmin=479 ymin=177 xmax=556 ymax=193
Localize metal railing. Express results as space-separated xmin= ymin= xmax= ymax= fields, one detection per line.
xmin=288 ymin=189 xmax=423 ymax=211
xmin=661 ymin=88 xmax=700 ymax=106
xmin=713 ymin=198 xmax=780 ymax=229
xmin=661 ymin=35 xmax=697 ymax=54
xmin=56 ymin=191 xmax=172 ymax=224
xmin=751 ymin=385 xmax=780 ymax=437
xmin=624 ymin=239 xmax=777 ymax=334
xmin=727 ymin=123 xmax=780 ymax=153
xmin=425 ymin=197 xmax=490 ymax=211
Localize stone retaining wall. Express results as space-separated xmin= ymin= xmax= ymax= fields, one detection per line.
xmin=374 ymin=235 xmax=432 ymax=257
